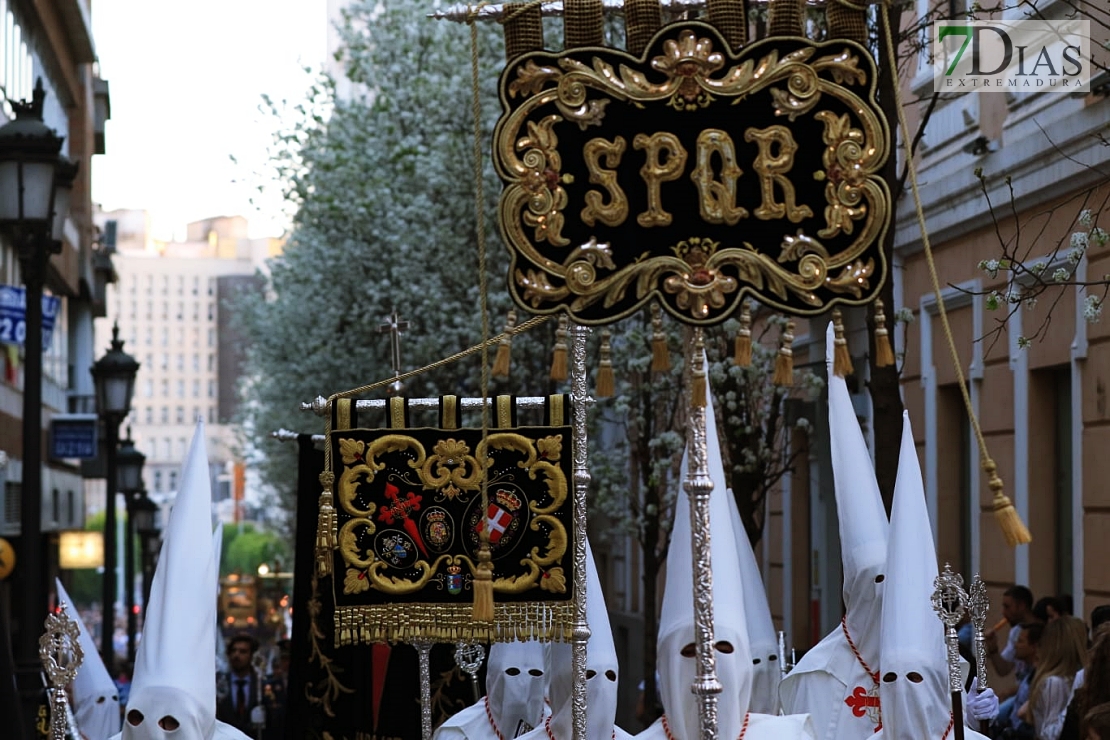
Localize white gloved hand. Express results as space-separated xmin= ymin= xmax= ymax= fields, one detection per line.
xmin=967 ymin=677 xmax=999 ymax=722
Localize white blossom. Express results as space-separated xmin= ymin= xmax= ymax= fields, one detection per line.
xmin=1092 ymin=227 xmax=1109 ymax=247
xmin=1052 ymin=267 xmax=1071 ymax=283
xmin=1083 ymin=294 xmax=1103 ymax=323
xmin=1079 ymin=209 xmax=1094 ymax=228
xmin=978 ymin=259 xmax=1000 ymax=278
xmin=895 ymin=307 xmax=916 ymax=324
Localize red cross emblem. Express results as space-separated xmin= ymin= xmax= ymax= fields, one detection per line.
xmin=477 ymin=503 xmax=513 ymax=544
xmin=845 ymin=685 xmax=882 ymax=731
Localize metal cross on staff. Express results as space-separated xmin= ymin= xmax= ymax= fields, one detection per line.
xmin=455 ymin=642 xmax=486 ymax=704
xmin=39 ymin=603 xmax=83 ymax=740
xmin=967 ymin=574 xmax=992 ymax=735
xmin=379 ymin=310 xmax=409 ymax=396
xmin=932 ymin=563 xmax=969 ymax=740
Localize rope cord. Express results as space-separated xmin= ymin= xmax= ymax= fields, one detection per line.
xmin=878 ymin=7 xmax=1023 ymax=540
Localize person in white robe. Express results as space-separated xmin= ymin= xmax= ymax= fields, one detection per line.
xmin=516 ymin=539 xmax=633 ymax=740
xmin=636 ymin=374 xmax=816 ymax=740
xmin=110 ymin=422 xmax=249 ymax=740
xmin=56 ymin=578 xmax=121 ymax=739
xmin=432 ymin=641 xmax=548 ymax=739
xmin=779 ymin=324 xmax=890 ymax=740
xmin=871 ymin=412 xmax=992 ymax=740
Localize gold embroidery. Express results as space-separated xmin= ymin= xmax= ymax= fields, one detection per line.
xmin=690 ymin=129 xmax=747 ymax=225
xmin=581 ymin=136 xmax=629 ymax=227
xmin=633 ymin=131 xmax=688 ymax=227
xmin=745 ymin=125 xmax=813 ymax=223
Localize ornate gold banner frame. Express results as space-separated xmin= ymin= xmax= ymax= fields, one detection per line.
xmin=494 ymin=22 xmax=891 ymax=326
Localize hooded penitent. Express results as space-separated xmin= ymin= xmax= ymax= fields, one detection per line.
xmin=113 ymin=422 xmax=248 ymax=740
xmin=873 ymin=414 xmax=987 ymax=740
xmin=518 ymin=538 xmax=631 ymax=740
xmin=432 ymin=640 xmax=548 ymax=739
xmin=779 ymin=323 xmax=890 ymax=739
xmin=637 ymin=373 xmax=816 ymax=740
xmin=726 ymin=491 xmax=780 ymax=714
xmin=56 ymin=578 xmax=121 ymax=739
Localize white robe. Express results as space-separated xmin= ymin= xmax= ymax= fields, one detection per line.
xmin=433 ymin=699 xmax=552 ymax=740
xmin=109 ymin=721 xmax=250 ymax=740
xmin=635 ymin=712 xmax=817 ymax=740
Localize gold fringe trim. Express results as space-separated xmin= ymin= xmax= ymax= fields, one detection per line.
xmin=986 ymin=458 xmax=1033 ymax=546
xmin=734 ymin=301 xmax=752 ymax=367
xmin=563 ymin=0 xmax=603 ymax=48
xmin=334 ymin=601 xmax=577 ymax=646
xmin=826 ymin=0 xmax=868 ymax=45
xmin=596 ymin=329 xmax=615 ymax=397
xmin=773 ymin=320 xmax=795 ymax=387
xmin=707 ymin=0 xmax=748 ymax=50
xmin=651 ymin=304 xmax=670 ymax=373
xmin=873 ymin=299 xmax=895 ymax=368
xmin=767 ymin=0 xmax=805 ymax=37
xmin=551 ymin=314 xmax=569 ymax=381
xmin=501 ymin=2 xmax=544 ymax=61
xmin=832 ymin=308 xmax=854 ymax=378
xmin=492 ymin=309 xmax=517 ymax=378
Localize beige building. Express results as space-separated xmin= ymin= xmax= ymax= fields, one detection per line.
xmin=93 ymin=210 xmax=281 ymax=521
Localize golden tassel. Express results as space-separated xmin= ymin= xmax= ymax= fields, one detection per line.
xmin=596 ymin=329 xmax=615 ymax=397
xmin=691 ymin=333 xmax=707 ymax=407
xmin=472 ymin=544 xmax=495 ymax=621
xmin=832 ymin=308 xmax=854 ymax=378
xmin=315 ymin=471 xmax=336 ymax=577
xmin=550 ymin=314 xmax=569 ymax=381
xmin=874 ymin=299 xmax=895 ymax=368
xmin=985 ymin=458 xmax=1032 ymax=546
xmin=651 ymin=304 xmax=670 ymax=373
xmin=773 ymin=320 xmax=795 ymax=387
xmin=492 ymin=309 xmax=516 ymax=378
xmin=734 ymin=301 xmax=752 ymax=367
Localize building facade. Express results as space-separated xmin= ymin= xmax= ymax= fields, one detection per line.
xmin=92 ymin=210 xmax=280 ymax=523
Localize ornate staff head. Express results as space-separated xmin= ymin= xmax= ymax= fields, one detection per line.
xmin=39 ymin=603 xmax=84 ymax=740
xmin=967 ymin=574 xmax=991 ymax=690
xmin=931 ymin=563 xmax=969 ymax=693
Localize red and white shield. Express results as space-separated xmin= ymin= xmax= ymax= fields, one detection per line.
xmin=478 ymin=503 xmax=513 ymax=544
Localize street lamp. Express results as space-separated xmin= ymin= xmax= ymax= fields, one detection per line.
xmin=116 ymin=432 xmax=145 ymax=663
xmin=132 ymin=495 xmax=161 ymax=617
xmin=91 ymin=323 xmax=140 ymax=675
xmin=0 ymin=78 xmax=79 ymax=736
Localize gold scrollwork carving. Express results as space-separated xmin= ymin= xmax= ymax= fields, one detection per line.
xmin=495 ymin=22 xmax=891 ymax=322
xmin=421 ymin=438 xmax=482 ymax=496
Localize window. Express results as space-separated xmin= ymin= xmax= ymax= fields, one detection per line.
xmin=177 ymin=276 xmax=185 ymax=295
xmin=208 ymin=330 xmax=215 ymax=347
xmin=161 ymin=301 xmax=169 ymax=320
xmin=179 ymin=438 xmax=187 ymax=456
xmin=145 ymin=327 xmax=153 ymax=346
xmin=130 ymin=301 xmax=138 ymax=320
xmin=207 ymin=302 xmax=214 ymax=321
xmin=160 ymin=353 xmax=168 ymax=370
xmin=193 ymin=406 xmax=201 ymax=421
xmin=207 ymin=354 xmax=215 ymax=371
xmin=176 ymin=328 xmax=185 ymax=345
xmin=154 ymin=470 xmax=163 ymax=492
xmin=160 ymin=380 xmax=169 ymax=397
xmin=192 ymin=276 xmax=200 ymax=296
xmin=208 ymin=380 xmax=216 ymax=398
xmin=176 ymin=380 xmax=185 ymax=398
xmin=192 ymin=302 xmax=199 ymax=321
xmin=164 ymin=437 xmax=172 ymax=457
xmin=176 ymin=354 xmax=184 ymax=371
xmin=192 ymin=354 xmax=200 ymax=371
xmin=193 ymin=329 xmax=200 ymax=346
xmin=169 ymin=470 xmax=178 ymax=491
xmin=161 ymin=328 xmax=169 ymax=347
xmin=192 ymin=379 xmax=200 ymax=397
xmin=176 ymin=406 xmax=184 ymax=423
xmin=177 ymin=302 xmax=184 ymax=320
xmin=208 ymin=406 xmax=216 ymax=423
xmin=207 ymin=278 xmax=215 ymax=296
xmin=159 ymin=406 xmax=168 ymax=423
xmin=149 ymin=439 xmax=158 ymax=459
xmin=145 ymin=406 xmax=153 ymax=424
xmin=143 ymin=380 xmax=153 ymax=398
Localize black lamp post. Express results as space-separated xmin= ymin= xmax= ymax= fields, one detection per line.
xmin=0 ymin=78 xmax=78 ymax=738
xmin=133 ymin=495 xmax=161 ymax=617
xmin=91 ymin=324 xmax=140 ymax=676
xmin=116 ymin=432 xmax=145 ymax=664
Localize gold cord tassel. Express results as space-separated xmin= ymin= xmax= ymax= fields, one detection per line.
xmin=832 ymin=308 xmax=854 ymax=378
xmin=651 ymin=304 xmax=670 ymax=373
xmin=773 ymin=320 xmax=795 ymax=387
xmin=986 ymin=458 xmax=1033 ymax=546
xmin=691 ymin=333 xmax=707 ymax=408
xmin=315 ymin=472 xmax=336 ymax=577
xmin=492 ymin=309 xmax=516 ymax=378
xmin=873 ymin=299 xmax=895 ymax=368
xmin=596 ymin=329 xmax=615 ymax=397
xmin=734 ymin=301 xmax=752 ymax=367
xmin=472 ymin=543 xmax=495 ymax=621
xmin=550 ymin=314 xmax=569 ymax=381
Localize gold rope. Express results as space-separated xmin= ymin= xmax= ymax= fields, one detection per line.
xmin=878 ymin=8 xmax=1031 ymax=546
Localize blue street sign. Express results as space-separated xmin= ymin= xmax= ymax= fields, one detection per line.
xmin=50 ymin=415 xmax=99 ymax=460
xmin=0 ymin=284 xmax=62 ymax=349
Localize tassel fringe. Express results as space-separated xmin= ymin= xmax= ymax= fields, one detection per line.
xmin=492 ymin=310 xmax=517 ymax=378
xmin=550 ymin=314 xmax=569 ymax=381
xmin=734 ymin=301 xmax=752 ymax=367
xmin=832 ymin=308 xmax=854 ymax=378
xmin=315 ymin=472 xmax=336 ymax=577
xmin=651 ymin=304 xmax=670 ymax=373
xmin=985 ymin=458 xmax=1032 ymax=546
xmin=874 ymin=299 xmax=895 ymax=368
xmin=471 ymin=545 xmax=495 ymax=621
xmin=773 ymin=320 xmax=795 ymax=387
xmin=596 ymin=329 xmax=615 ymax=397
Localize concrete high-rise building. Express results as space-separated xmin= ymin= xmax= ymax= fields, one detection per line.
xmin=93 ymin=209 xmax=281 ymax=523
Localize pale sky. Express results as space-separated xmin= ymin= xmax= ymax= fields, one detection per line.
xmin=91 ymin=0 xmax=330 ymax=241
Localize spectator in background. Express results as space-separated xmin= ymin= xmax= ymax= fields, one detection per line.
xmin=1037 ymin=598 xmax=1065 ymax=624
xmin=1061 ymin=624 xmax=1110 ymax=740
xmin=996 ymin=622 xmax=1043 ymax=740
xmin=989 ymin=586 xmax=1039 ymax=681
xmin=1085 ymin=703 xmax=1110 ymax=740
xmin=1092 ymin=606 xmax=1110 ymax=633
xmin=1019 ymin=616 xmax=1087 ymax=740
xmin=216 ymin=633 xmax=263 ymax=735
